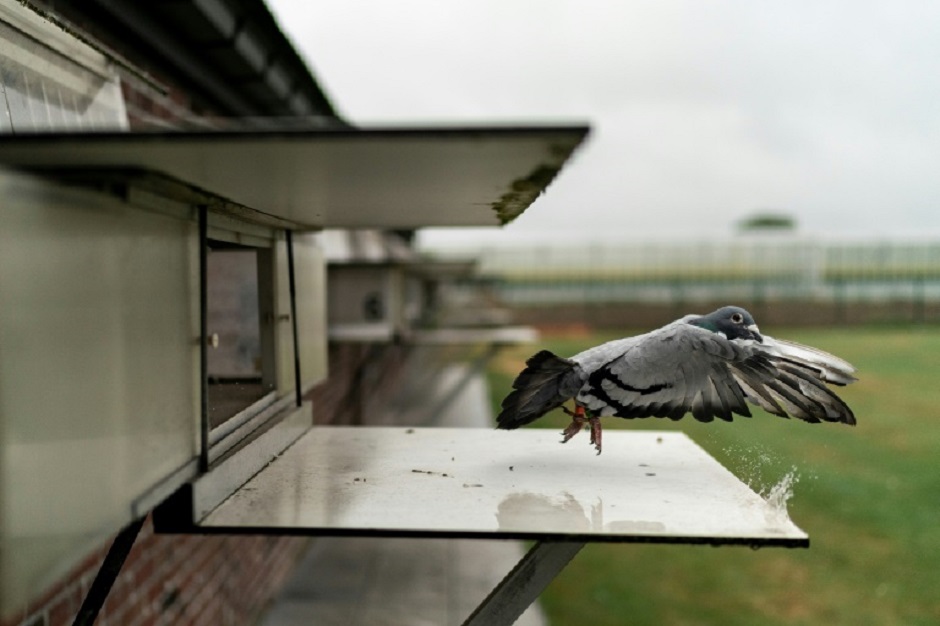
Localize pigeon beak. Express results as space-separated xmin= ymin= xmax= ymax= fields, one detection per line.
xmin=747 ymin=324 xmax=763 ymax=343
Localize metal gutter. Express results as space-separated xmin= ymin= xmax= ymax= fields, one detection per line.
xmin=30 ymin=0 xmax=340 ymax=121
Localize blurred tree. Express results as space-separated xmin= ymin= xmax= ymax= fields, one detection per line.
xmin=737 ymin=212 xmax=797 ymax=232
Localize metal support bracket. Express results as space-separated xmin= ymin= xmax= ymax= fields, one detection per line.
xmin=71 ymin=517 xmax=146 ymax=626
xmin=285 ymin=230 xmax=303 ymax=407
xmin=461 ymin=541 xmax=585 ymax=626
xmin=198 ymin=204 xmax=210 ymax=473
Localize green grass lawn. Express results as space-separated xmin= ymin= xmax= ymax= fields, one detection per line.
xmin=487 ymin=325 xmax=940 ymax=626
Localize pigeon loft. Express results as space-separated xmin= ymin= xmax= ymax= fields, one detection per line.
xmin=0 ymin=125 xmax=808 ymax=625
xmin=325 ymin=257 xmax=521 ymax=345
xmin=0 ymin=125 xmax=587 ymax=618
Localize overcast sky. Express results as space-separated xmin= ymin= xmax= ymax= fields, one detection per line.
xmin=267 ymin=1 xmax=940 ymax=248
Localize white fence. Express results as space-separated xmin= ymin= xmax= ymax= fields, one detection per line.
xmin=447 ymin=239 xmax=940 ymax=306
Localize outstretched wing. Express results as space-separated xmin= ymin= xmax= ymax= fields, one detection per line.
xmin=574 ymin=322 xmax=855 ymax=425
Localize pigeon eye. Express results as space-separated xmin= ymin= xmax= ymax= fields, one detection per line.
xmin=731 ymin=313 xmax=744 ymax=324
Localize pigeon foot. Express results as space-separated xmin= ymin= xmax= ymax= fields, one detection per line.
xmin=560 ymin=405 xmax=587 ymax=443
xmin=589 ymin=416 xmax=602 ymax=455
xmin=561 ymin=405 xmax=602 ymax=453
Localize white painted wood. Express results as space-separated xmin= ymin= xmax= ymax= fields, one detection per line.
xmin=0 ymin=127 xmax=589 ymax=228
xmin=327 ymin=322 xmax=396 ymax=343
xmin=198 ymin=426 xmax=808 ymax=546
xmin=412 ymin=326 xmax=539 ymax=346
xmin=195 ymin=403 xmax=311 ymax=520
xmin=291 ymin=234 xmax=328 ymax=389
xmin=0 ymin=169 xmax=197 ymax=611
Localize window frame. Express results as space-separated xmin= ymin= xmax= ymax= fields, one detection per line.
xmin=197 ymin=208 xmax=308 ymax=471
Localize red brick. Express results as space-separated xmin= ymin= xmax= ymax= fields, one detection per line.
xmin=46 ymin=586 xmax=82 ymax=626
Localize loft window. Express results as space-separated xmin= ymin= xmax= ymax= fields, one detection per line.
xmin=206 ymin=241 xmax=276 ymax=427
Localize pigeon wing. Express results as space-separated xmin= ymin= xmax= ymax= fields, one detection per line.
xmin=575 ymin=322 xmax=754 ymax=422
xmin=760 ymin=336 xmax=857 ymax=386
xmin=731 ymin=335 xmax=856 ymax=424
xmin=574 ymin=322 xmax=855 ymax=425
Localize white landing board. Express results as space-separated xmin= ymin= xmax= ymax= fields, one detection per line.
xmin=198 ymin=426 xmax=808 ymax=547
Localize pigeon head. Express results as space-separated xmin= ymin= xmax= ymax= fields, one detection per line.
xmin=689 ymin=306 xmax=763 ymax=343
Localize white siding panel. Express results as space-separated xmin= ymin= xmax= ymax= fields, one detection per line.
xmin=0 ymin=169 xmax=198 ymax=610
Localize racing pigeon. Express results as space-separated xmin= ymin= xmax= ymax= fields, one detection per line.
xmin=496 ymin=306 xmax=856 ymax=454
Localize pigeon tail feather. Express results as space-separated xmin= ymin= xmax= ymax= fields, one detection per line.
xmin=496 ymin=350 xmax=582 ymax=429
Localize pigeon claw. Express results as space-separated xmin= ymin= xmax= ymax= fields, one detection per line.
xmin=560 ymin=405 xmax=603 ymax=454
xmin=560 ymin=419 xmax=584 ymax=443
xmin=589 ymin=416 xmax=603 ymax=455
xmin=560 ymin=405 xmax=587 ymax=444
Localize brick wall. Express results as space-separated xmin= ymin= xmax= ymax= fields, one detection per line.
xmin=2 ymin=518 xmax=307 ymax=626
xmin=309 ymin=342 xmax=415 ymax=426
